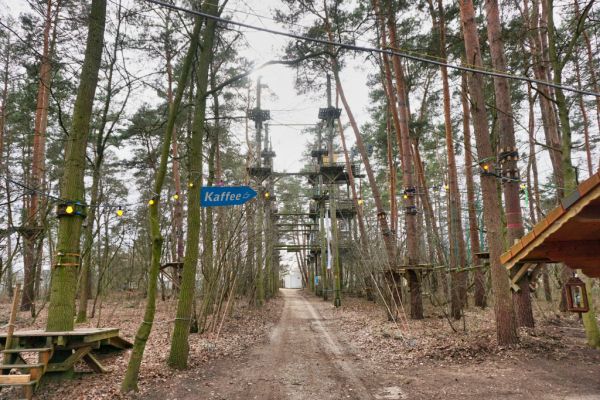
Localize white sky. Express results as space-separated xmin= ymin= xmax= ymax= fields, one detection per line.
xmin=2 ymin=0 xmax=371 ymax=174
xmin=225 ymin=1 xmax=370 ymax=173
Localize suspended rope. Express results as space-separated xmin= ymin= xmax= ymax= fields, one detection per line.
xmin=144 ymin=0 xmax=600 ymax=98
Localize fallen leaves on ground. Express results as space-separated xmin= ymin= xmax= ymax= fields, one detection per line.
xmin=310 ymin=292 xmax=600 ymax=370
xmin=0 ymin=293 xmax=283 ymax=400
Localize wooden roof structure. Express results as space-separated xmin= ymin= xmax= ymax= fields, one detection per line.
xmin=501 ymin=172 xmax=600 ymax=279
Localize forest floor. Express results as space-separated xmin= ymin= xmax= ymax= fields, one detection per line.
xmin=1 ymin=289 xmax=600 ymax=399
xmin=142 ymin=289 xmax=600 ymax=400
xmin=0 ymin=293 xmax=282 ymax=399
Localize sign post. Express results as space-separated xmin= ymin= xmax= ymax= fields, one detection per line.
xmin=200 ymin=186 xmax=257 ymax=207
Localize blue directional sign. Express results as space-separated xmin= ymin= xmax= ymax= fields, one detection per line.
xmin=200 ymin=186 xmax=257 ymax=207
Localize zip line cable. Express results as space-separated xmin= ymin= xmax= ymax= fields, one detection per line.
xmin=143 ymin=0 xmax=600 ymax=98
xmin=0 ymin=173 xmax=146 ymax=212
xmin=1 ymin=2 xmax=585 ymax=212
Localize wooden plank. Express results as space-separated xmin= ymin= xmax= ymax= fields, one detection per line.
xmin=0 ymin=363 xmax=44 ymax=369
xmin=1 ymin=348 xmax=52 ymax=354
xmin=24 ymin=384 xmax=33 ymax=400
xmin=0 ymin=380 xmax=37 ymax=388
xmin=82 ymin=330 xmax=120 ymax=344
xmin=545 ymin=206 xmax=565 ymax=226
xmin=500 ymin=250 xmax=513 ymax=265
xmin=532 ymin=219 xmax=549 ymax=236
xmin=536 ymin=240 xmax=600 ymax=259
xmin=0 ymin=374 xmax=31 ymax=384
xmin=581 ymin=267 xmax=600 ymax=278
xmin=511 ymin=263 xmax=535 ymax=292
xmin=511 ymin=240 xmax=524 ymax=256
xmin=578 ymin=173 xmax=600 ymax=196
xmin=83 ymin=353 xmax=107 ymax=373
xmin=520 ymin=230 xmax=537 ymax=248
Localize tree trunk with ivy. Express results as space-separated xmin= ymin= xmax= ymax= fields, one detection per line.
xmin=120 ymin=16 xmax=203 ymax=392
xmin=168 ymin=1 xmax=219 ymax=369
xmin=46 ymin=0 xmax=106 ymax=333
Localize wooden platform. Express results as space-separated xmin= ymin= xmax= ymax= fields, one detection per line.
xmin=0 ymin=328 xmax=131 ymax=350
xmin=1 ymin=327 xmax=119 ymax=338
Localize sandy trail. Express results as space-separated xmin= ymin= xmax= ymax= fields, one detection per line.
xmin=147 ymin=289 xmax=402 ymax=400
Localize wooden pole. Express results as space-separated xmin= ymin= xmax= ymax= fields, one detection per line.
xmin=3 ymin=283 xmax=21 ymax=363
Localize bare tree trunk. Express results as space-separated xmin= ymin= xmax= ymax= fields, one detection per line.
xmin=0 ymin=32 xmax=8 ymax=168
xmin=428 ymin=0 xmax=468 ymax=319
xmin=0 ymin=33 xmax=11 ymax=296
xmin=373 ymin=0 xmax=404 ymax=261
xmin=386 ymin=116 xmax=398 ymax=236
xmin=459 ymin=0 xmax=518 ymax=345
xmin=384 ymin=2 xmax=422 ymax=319
xmin=323 ymin=11 xmax=396 ymax=268
xmin=484 ymin=0 xmax=534 ymax=328
xmin=581 ymin=30 xmax=600 ymax=154
xmin=573 ymin=0 xmax=599 ymax=173
xmin=522 ymin=0 xmax=563 ymax=196
xmin=336 ymin=88 xmax=374 ymax=299
xmin=460 ymin=75 xmax=485 ymax=308
xmin=23 ymin=0 xmax=56 ymax=313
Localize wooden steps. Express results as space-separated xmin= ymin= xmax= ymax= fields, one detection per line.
xmin=2 ymin=348 xmax=53 ymax=354
xmin=0 ymin=374 xmax=33 ymax=384
xmin=1 ymin=364 xmax=46 ymax=381
xmin=0 ymin=347 xmax=53 ymax=399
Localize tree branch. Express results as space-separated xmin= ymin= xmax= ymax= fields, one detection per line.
xmin=204 ymin=51 xmax=331 ymax=98
xmin=560 ymin=0 xmax=595 ymax=70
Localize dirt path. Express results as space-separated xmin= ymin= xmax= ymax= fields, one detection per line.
xmin=144 ymin=290 xmax=600 ymax=400
xmin=146 ymin=289 xmax=403 ymax=400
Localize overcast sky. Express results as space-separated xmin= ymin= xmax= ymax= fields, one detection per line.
xmin=2 ymin=0 xmax=372 ymax=175
xmin=223 ymin=0 xmax=371 ymax=173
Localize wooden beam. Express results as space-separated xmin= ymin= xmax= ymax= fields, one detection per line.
xmin=82 ymin=329 xmax=119 ymax=344
xmin=106 ymin=336 xmax=133 ymax=350
xmin=534 ymin=240 xmax=600 ymax=259
xmin=511 ymin=263 xmax=536 ymax=292
xmin=83 ymin=353 xmax=107 ymax=373
xmin=46 ymin=346 xmax=91 ymax=372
